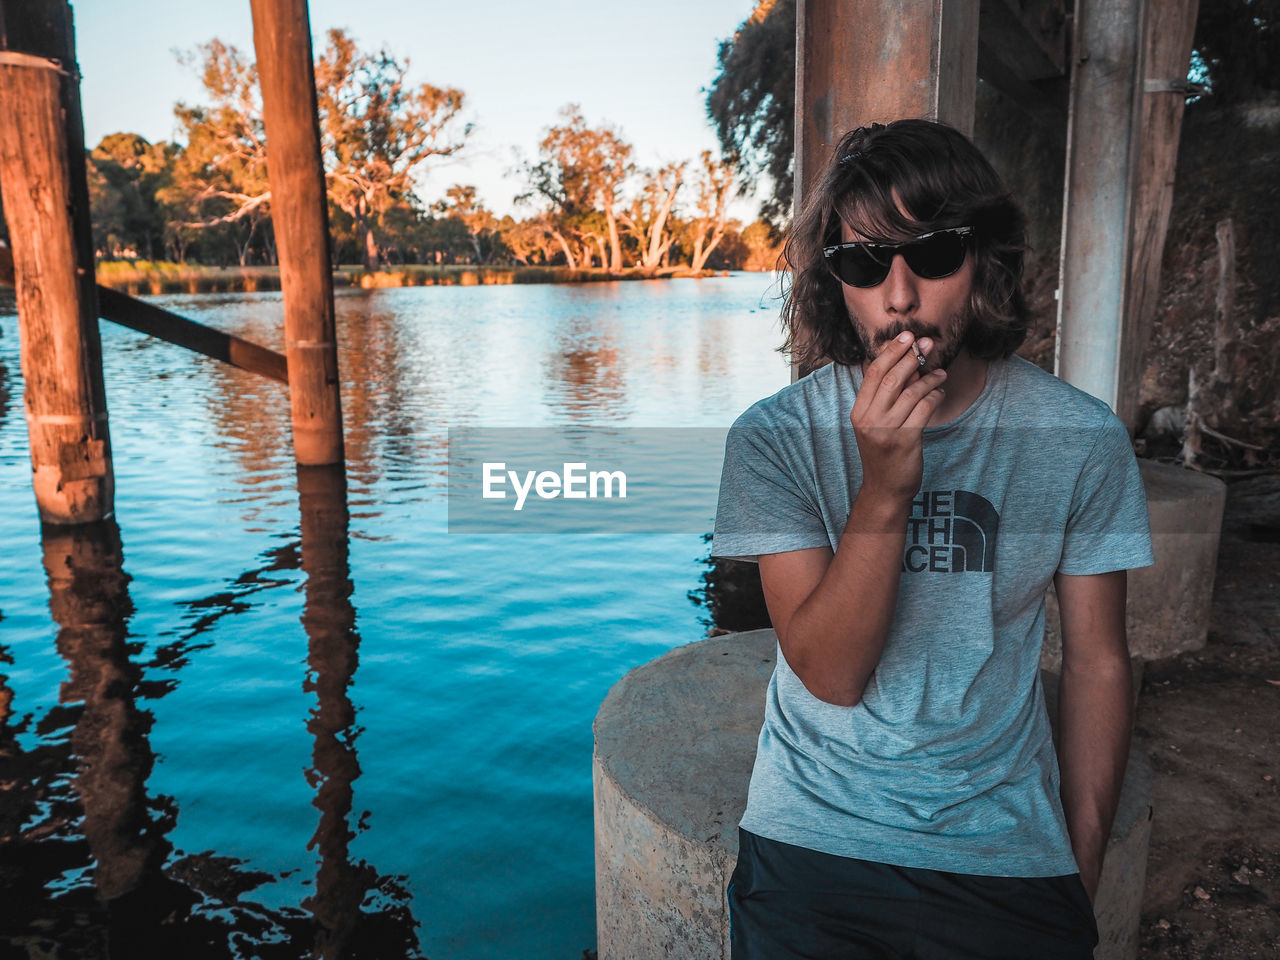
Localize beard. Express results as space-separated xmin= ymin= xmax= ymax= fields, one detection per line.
xmin=851 ymin=306 xmax=973 ymax=373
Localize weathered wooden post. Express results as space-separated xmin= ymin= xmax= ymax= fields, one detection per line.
xmin=249 ymin=0 xmax=345 ymax=466
xmin=1118 ymin=0 xmax=1202 ymax=433
xmin=0 ymin=0 xmax=114 ymax=523
xmin=793 ymin=0 xmax=979 ymax=377
xmin=794 ymin=0 xmax=980 ymax=207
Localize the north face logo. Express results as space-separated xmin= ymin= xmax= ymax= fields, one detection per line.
xmin=902 ymin=490 xmax=999 ymax=574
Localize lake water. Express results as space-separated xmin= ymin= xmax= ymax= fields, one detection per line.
xmin=0 ymin=275 xmax=791 ymax=958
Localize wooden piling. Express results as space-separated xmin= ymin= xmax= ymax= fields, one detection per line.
xmin=793 ymin=0 xmax=978 ymax=376
xmin=1117 ymin=0 xmax=1201 ymax=434
xmin=794 ymin=0 xmax=979 ymax=208
xmin=0 ymin=0 xmax=113 ymax=523
xmin=249 ymin=0 xmax=345 ymax=466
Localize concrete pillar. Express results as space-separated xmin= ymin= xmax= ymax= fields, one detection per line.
xmin=595 ymin=629 xmax=1154 ymax=960
xmin=1055 ymin=0 xmax=1148 ymax=412
xmin=1040 ymin=459 xmax=1227 ymax=670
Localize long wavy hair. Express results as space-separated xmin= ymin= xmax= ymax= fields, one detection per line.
xmin=780 ymin=119 xmax=1029 ymax=370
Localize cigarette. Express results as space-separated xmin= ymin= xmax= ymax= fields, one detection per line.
xmin=911 ymin=342 xmax=925 ymax=365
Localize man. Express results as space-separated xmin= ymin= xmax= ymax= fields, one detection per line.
xmin=711 ymin=119 xmax=1154 ymax=959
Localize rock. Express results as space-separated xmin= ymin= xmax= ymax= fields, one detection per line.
xmin=1142 ymin=405 xmax=1187 ymax=441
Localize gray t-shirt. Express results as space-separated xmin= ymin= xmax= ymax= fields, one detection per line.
xmin=711 ymin=353 xmax=1155 ymax=877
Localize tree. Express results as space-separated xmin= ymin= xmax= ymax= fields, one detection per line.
xmin=740 ymin=218 xmax=784 ymax=271
xmin=164 ymin=39 xmax=273 ymax=264
xmin=88 ymin=133 xmax=176 ymax=260
xmin=522 ymin=105 xmax=634 ymax=270
xmin=316 ymin=29 xmax=470 ymax=271
xmin=685 ymin=150 xmax=735 ymax=271
xmin=619 ymin=162 xmax=684 ymax=270
xmin=1193 ymin=0 xmax=1280 ymax=105
xmin=706 ymin=0 xmax=795 ymax=230
xmin=499 ymin=214 xmax=557 ymax=265
xmin=436 ymin=184 xmax=498 ymax=263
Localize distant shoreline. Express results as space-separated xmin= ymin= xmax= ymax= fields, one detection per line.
xmin=93 ymin=262 xmax=741 ymax=296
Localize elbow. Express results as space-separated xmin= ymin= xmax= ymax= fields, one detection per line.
xmin=784 ymin=643 xmax=865 ymax=707
xmin=815 ymin=687 xmax=863 ymax=708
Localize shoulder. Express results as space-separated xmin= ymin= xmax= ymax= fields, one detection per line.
xmin=730 ymin=360 xmax=848 ymax=434
xmin=999 ymin=354 xmax=1118 ymax=432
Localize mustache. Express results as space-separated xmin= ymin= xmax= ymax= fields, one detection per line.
xmin=873 ymin=320 xmax=944 ymax=345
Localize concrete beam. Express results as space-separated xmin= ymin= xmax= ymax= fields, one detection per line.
xmin=1055 ymin=0 xmax=1148 ymax=413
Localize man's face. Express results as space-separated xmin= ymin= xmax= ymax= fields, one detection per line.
xmin=838 ymin=216 xmax=975 ymax=373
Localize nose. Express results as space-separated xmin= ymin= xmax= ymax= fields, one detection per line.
xmin=882 ymin=253 xmax=919 ymax=316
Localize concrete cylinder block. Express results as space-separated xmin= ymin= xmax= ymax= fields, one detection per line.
xmin=595 ymin=629 xmax=1153 ymax=960
xmin=1041 ymin=459 xmax=1226 ymax=671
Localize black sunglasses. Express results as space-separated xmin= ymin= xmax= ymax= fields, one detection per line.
xmin=822 ymin=226 xmax=974 ymax=288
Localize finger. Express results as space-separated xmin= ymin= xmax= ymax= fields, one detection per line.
xmin=885 ymin=366 xmax=946 ymax=426
xmin=861 ymin=337 xmax=932 ymax=418
xmin=859 ymin=331 xmax=919 ymax=400
xmin=855 ymin=335 xmax=926 ymax=417
xmin=901 ymin=381 xmax=947 ymax=430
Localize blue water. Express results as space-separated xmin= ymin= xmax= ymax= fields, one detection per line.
xmin=0 ymin=275 xmax=791 ymax=958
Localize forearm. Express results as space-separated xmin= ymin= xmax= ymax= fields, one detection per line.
xmin=781 ymin=489 xmax=909 ymax=706
xmin=1057 ymin=651 xmax=1132 ymax=899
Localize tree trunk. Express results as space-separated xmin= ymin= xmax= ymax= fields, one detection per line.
xmin=238 ymin=216 xmax=259 ymax=266
xmin=362 ymin=217 xmax=379 ymax=271
xmin=356 ymin=195 xmax=379 ymax=271
xmin=605 ymin=205 xmax=622 ymax=271
xmin=692 ymin=224 xmax=727 ymax=271
xmin=551 ymin=230 xmax=577 ymax=268
xmin=645 ymin=192 xmax=679 ymax=269
xmin=691 ymin=235 xmax=711 ymax=272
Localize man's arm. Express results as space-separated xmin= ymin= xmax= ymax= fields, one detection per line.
xmin=759 ymin=490 xmax=910 ymax=706
xmin=758 ymin=331 xmax=946 ymax=707
xmin=1055 ymin=568 xmax=1132 ymax=903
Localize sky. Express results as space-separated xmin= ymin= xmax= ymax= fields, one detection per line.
xmin=74 ymin=0 xmax=763 ymax=220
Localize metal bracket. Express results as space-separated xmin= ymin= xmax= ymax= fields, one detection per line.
xmin=1144 ymin=78 xmax=1209 ymax=96
xmin=0 ymin=50 xmax=77 ymax=78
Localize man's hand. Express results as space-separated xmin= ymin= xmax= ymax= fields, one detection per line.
xmin=850 ymin=331 xmax=948 ymax=505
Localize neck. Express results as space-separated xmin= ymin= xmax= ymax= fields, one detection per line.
xmin=927 ymin=348 xmax=988 ymax=427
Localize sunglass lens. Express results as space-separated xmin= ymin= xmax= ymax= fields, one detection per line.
xmin=903 ymin=232 xmax=967 ymax=279
xmin=830 ymin=247 xmax=890 ymax=287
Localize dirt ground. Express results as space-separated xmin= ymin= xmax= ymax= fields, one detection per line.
xmin=1134 ymin=474 xmax=1280 ymax=958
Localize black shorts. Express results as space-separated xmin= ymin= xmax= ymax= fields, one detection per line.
xmin=729 ymin=829 xmax=1099 ymax=960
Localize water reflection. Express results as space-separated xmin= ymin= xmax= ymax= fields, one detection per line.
xmin=544 ymin=313 xmax=630 ymax=422
xmin=298 ymin=464 xmax=421 ymax=959
xmin=0 ymin=504 xmax=424 ymax=957
xmin=41 ymin=522 xmax=161 ymax=901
